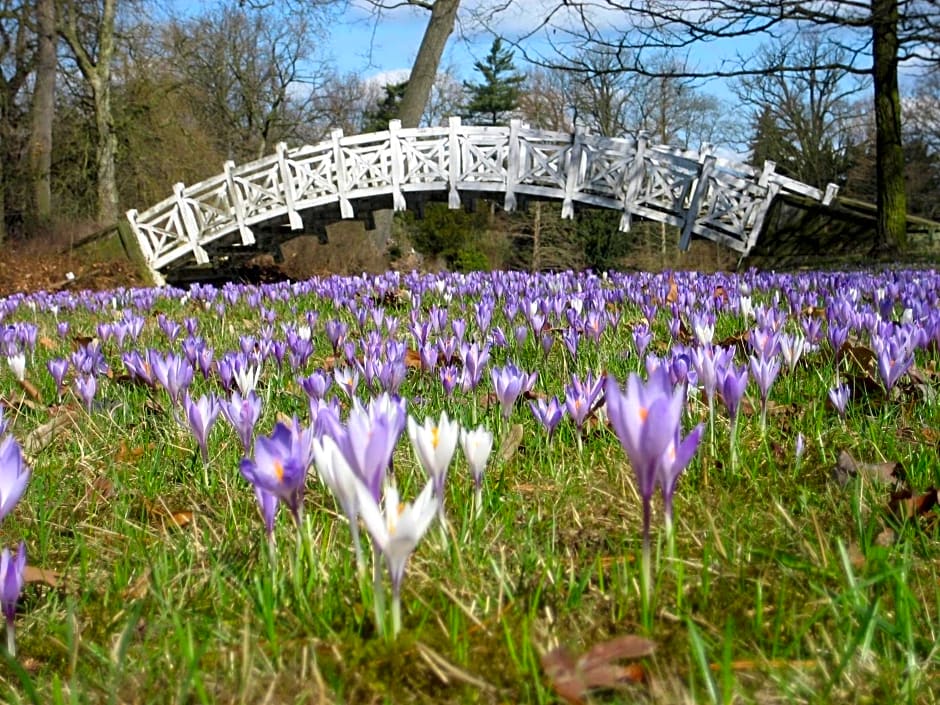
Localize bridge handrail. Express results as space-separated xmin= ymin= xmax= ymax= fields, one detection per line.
xmin=127 ymin=116 xmax=839 ymax=281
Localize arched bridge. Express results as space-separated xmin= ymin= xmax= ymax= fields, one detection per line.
xmin=127 ymin=117 xmax=839 ymax=283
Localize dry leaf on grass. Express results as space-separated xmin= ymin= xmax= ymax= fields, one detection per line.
xmin=144 ymin=500 xmax=196 ymax=530
xmin=23 ymin=404 xmax=81 ymax=455
xmin=24 ymin=565 xmax=62 ymax=589
xmin=17 ymin=378 xmax=43 ymax=404
xmin=831 ymin=449 xmax=905 ymax=488
xmin=541 ymin=635 xmax=655 ymax=704
xmin=888 ymin=487 xmax=938 ymax=523
xmin=496 ymin=424 xmax=524 ymax=464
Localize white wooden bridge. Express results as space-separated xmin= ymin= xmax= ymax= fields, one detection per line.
xmin=126 ymin=117 xmax=838 ymax=283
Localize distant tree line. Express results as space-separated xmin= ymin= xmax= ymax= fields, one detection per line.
xmin=1 ymin=0 xmax=938 ymax=270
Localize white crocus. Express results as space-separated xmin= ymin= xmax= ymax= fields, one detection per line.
xmin=407 ymin=412 xmax=460 ymax=505
xmin=312 ymin=435 xmax=365 ymax=572
xmin=6 ymin=354 xmax=25 ymax=382
xmin=233 ymin=363 xmax=260 ymax=396
xmin=356 ymin=478 xmax=437 ymax=637
xmin=459 ymin=425 xmax=494 ymax=518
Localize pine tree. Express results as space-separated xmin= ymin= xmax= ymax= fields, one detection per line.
xmin=363 ymin=81 xmax=409 ymax=132
xmin=462 ymin=39 xmax=524 ymax=126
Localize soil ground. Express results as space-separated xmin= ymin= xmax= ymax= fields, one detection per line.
xmin=0 ymin=234 xmax=148 ymax=299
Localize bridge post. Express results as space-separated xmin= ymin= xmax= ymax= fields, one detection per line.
xmin=388 ymin=120 xmax=408 ymax=211
xmin=125 ymin=209 xmax=153 ymax=264
xmin=741 ymin=160 xmax=781 ymax=253
xmin=276 ymin=142 xmax=303 ymax=230
xmin=172 ymin=183 xmax=210 ymax=264
xmin=679 ymin=151 xmax=717 ymax=250
xmin=619 ymin=132 xmax=648 ymax=232
xmin=331 ymin=129 xmax=355 ymax=218
xmin=223 ymin=161 xmax=255 ymax=246
xmin=504 ymin=119 xmax=521 ymax=212
xmin=562 ymin=128 xmax=586 ymax=220
xmin=447 ymin=116 xmax=461 ymax=209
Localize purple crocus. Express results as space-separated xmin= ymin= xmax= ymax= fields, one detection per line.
xmin=605 ymin=368 xmax=683 ymax=599
xmin=0 ymin=542 xmax=25 ymax=656
xmin=657 ymin=423 xmax=704 ymax=534
xmin=873 ymin=335 xmax=914 ymax=392
xmin=748 ymin=353 xmax=781 ymax=432
xmin=221 ymin=390 xmax=262 ymax=453
xmin=184 ymin=392 xmax=221 ymax=463
xmin=251 ymin=486 xmax=279 ymax=545
xmin=240 ymin=420 xmax=313 ymax=525
xmin=74 ymin=374 xmax=97 ymax=413
xmin=47 ymin=358 xmax=69 ymax=398
xmin=148 ymin=350 xmax=194 ymax=406
xmin=0 ymin=435 xmax=30 ymax=522
xmin=319 ymin=395 xmax=403 ymax=503
xmin=529 ymin=396 xmax=565 ymax=436
xmin=459 ymin=341 xmax=491 ymax=391
xmin=564 ymin=372 xmax=604 ymax=432
xmin=490 ymin=363 xmax=536 ymax=419
xmin=828 ymin=382 xmax=850 ymax=418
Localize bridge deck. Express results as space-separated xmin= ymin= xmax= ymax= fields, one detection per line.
xmin=127 ymin=117 xmax=838 ymax=282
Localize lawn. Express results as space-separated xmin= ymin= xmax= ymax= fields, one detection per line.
xmin=0 ymin=267 xmax=937 ymax=704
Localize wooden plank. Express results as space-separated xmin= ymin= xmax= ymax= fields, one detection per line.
xmin=619 ymin=132 xmax=647 ymax=232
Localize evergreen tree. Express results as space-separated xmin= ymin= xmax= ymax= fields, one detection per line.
xmin=363 ymin=80 xmax=408 ymax=132
xmin=462 ymin=38 xmax=524 ymax=126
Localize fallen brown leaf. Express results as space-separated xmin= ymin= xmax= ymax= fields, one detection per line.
xmin=496 ymin=424 xmax=524 ymax=464
xmin=17 ymin=378 xmax=43 ymax=403
xmin=888 ymin=487 xmax=938 ymax=523
xmin=23 ymin=404 xmax=80 ymax=455
xmin=24 ymin=565 xmax=62 ymax=589
xmin=404 ymin=348 xmax=422 ymax=370
xmin=831 ymin=449 xmax=905 ymax=488
xmin=542 ymin=635 xmax=655 ymax=704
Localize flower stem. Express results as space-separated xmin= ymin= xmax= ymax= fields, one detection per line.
xmin=640 ymin=501 xmax=652 ymax=628
xmin=371 ymin=545 xmax=385 ymax=637
xmin=6 ymin=620 xmax=15 ymax=658
xmin=391 ymin=587 xmax=402 ymax=639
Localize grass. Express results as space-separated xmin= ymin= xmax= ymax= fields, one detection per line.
xmin=0 ymin=267 xmax=938 ymax=704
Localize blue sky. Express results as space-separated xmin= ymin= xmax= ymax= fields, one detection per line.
xmin=320 ymin=1 xmax=757 ymax=103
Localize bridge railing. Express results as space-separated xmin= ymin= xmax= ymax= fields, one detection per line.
xmin=127 ymin=117 xmax=838 ymax=280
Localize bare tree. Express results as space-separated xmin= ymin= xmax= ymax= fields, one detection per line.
xmin=163 ymin=2 xmax=329 ymax=162
xmin=734 ymin=34 xmax=867 ymax=188
xmin=0 ymin=0 xmax=34 ymax=241
xmin=395 ymin=0 xmax=460 ymax=128
xmin=518 ymin=67 xmax=573 ymax=131
xmin=58 ymin=0 xmax=119 ymax=224
xmin=29 ymin=0 xmax=54 ymax=224
xmin=508 ymin=0 xmax=940 ymax=252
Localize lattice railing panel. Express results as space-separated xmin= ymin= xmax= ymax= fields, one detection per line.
xmin=127 ymin=117 xmax=839 ymax=281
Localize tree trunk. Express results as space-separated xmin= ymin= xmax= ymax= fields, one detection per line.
xmin=397 ymin=0 xmax=460 ymax=128
xmin=871 ymin=0 xmax=907 ymax=252
xmin=0 ymin=127 xmax=5 ymax=244
xmin=29 ymin=0 xmax=57 ymax=225
xmin=59 ymin=0 xmax=119 ymax=224
xmin=94 ymin=78 xmax=119 ymax=223
xmin=531 ymin=201 xmax=541 ymax=271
